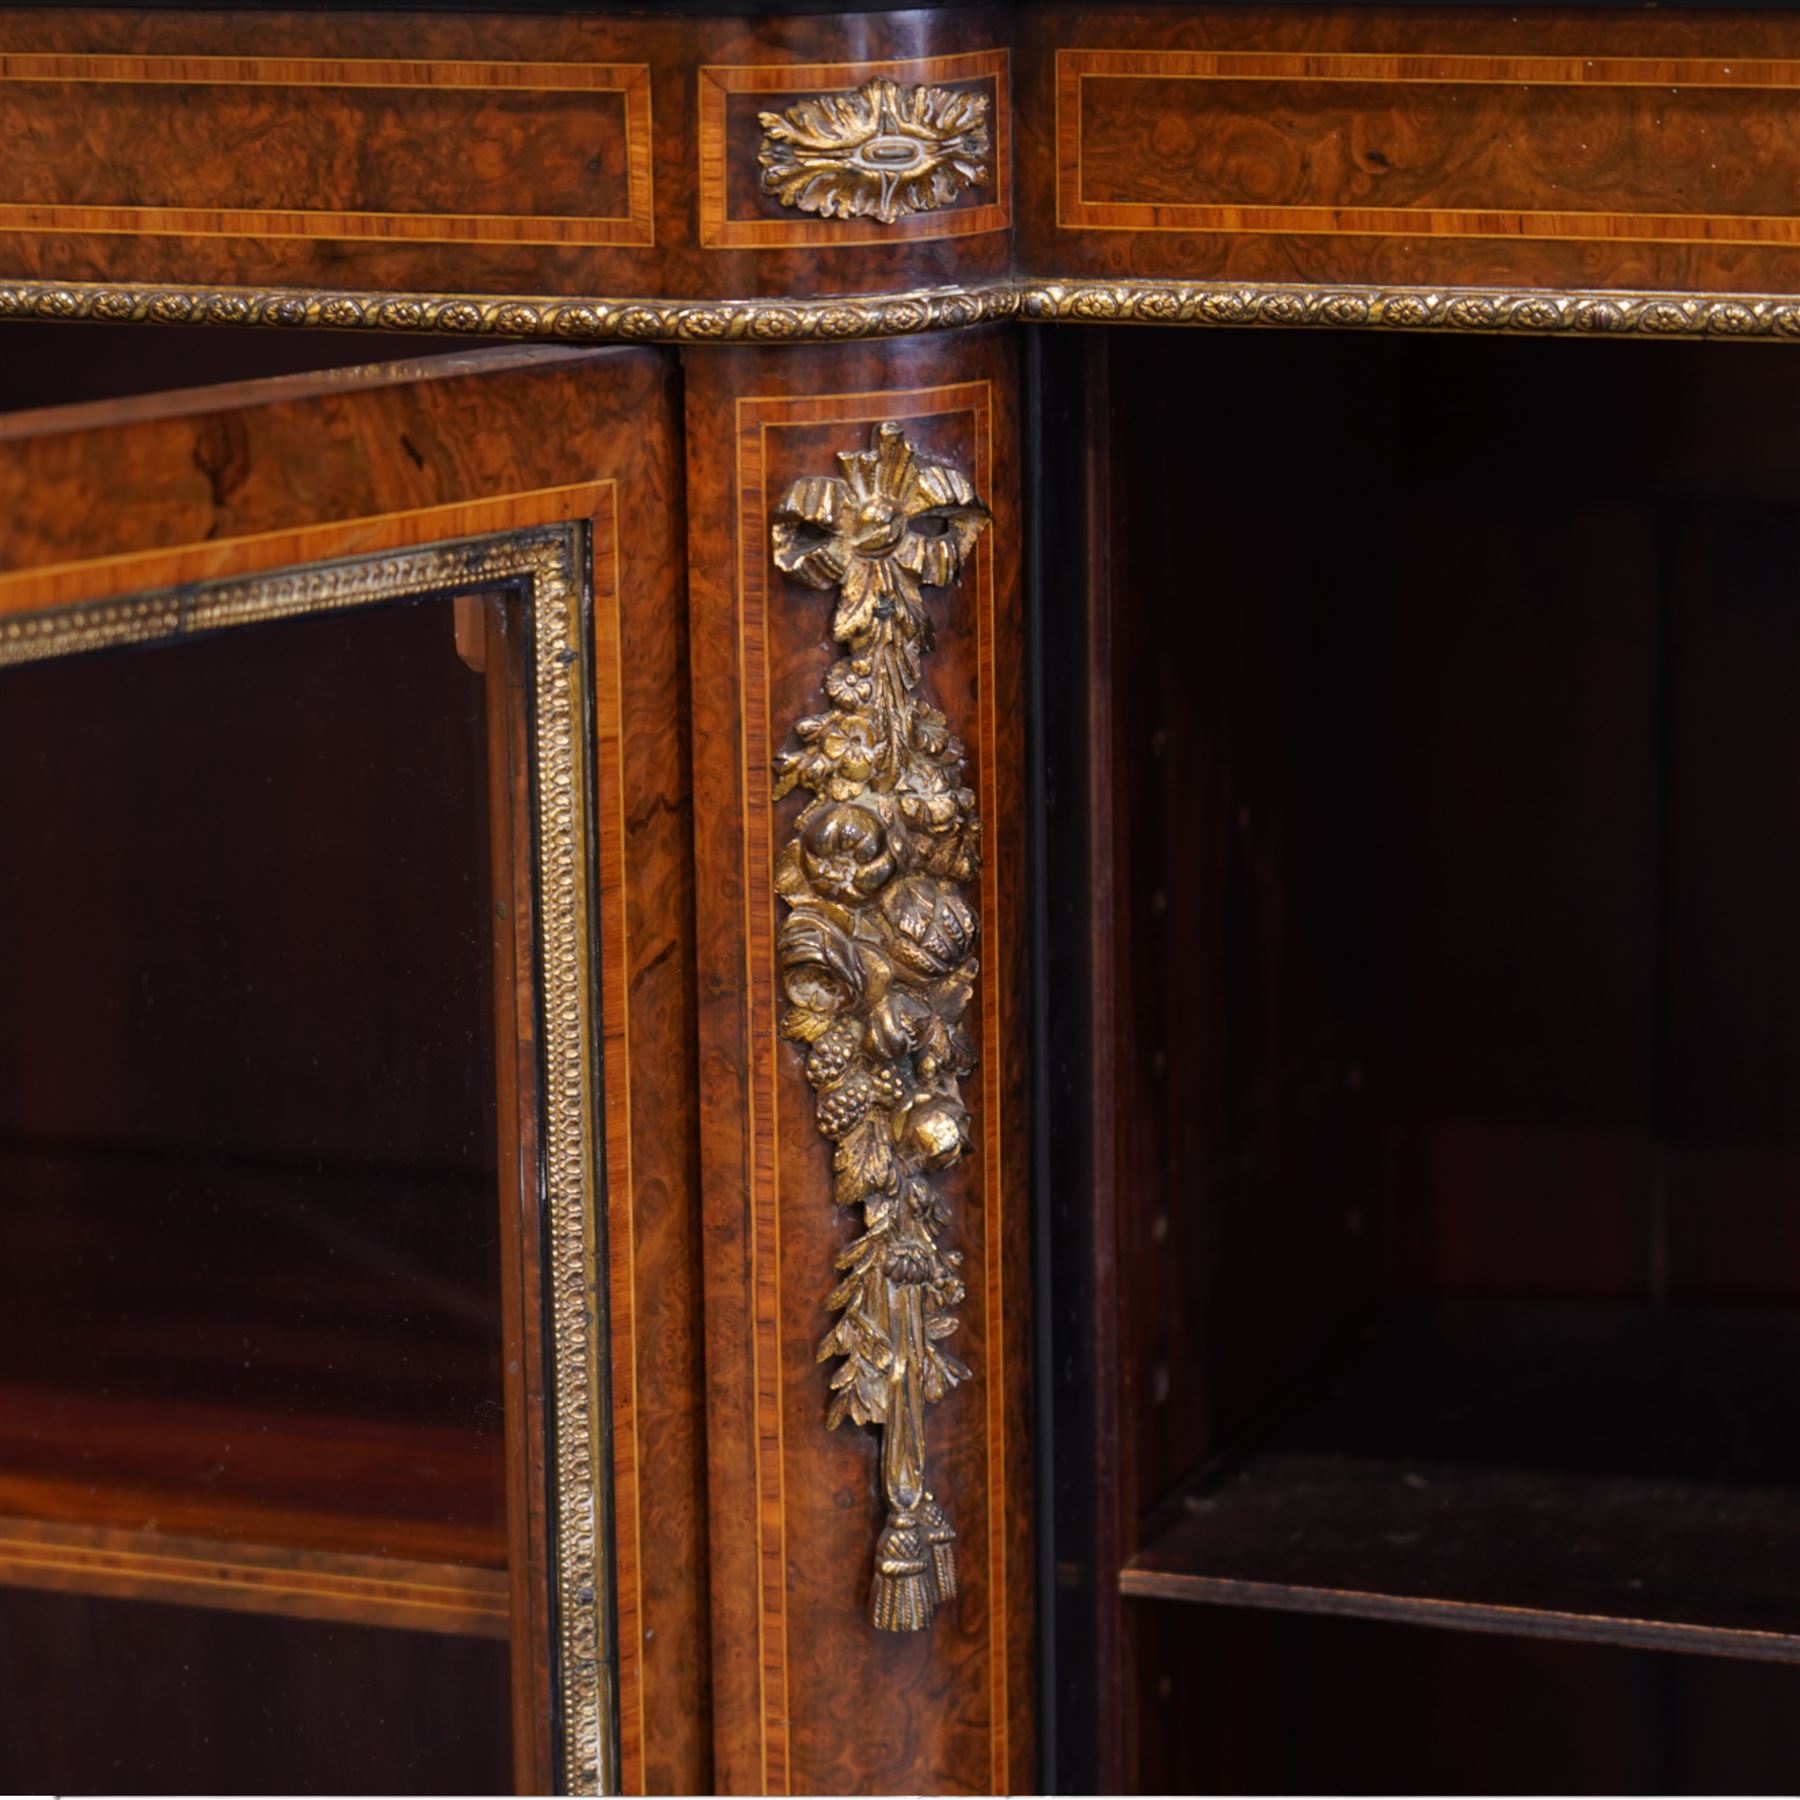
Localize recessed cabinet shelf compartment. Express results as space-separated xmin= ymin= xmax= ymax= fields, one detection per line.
xmin=1127 ymin=1299 xmax=1800 ymax=1663
xmin=1045 ymin=324 xmax=1800 ymax=1791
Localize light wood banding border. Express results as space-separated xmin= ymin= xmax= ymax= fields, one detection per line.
xmin=1056 ymin=47 xmax=1800 ymax=248
xmin=592 ymin=475 xmax=648 ymax=1796
xmin=698 ymin=49 xmax=1010 ymax=250
xmin=0 ymin=53 xmax=654 ymax=247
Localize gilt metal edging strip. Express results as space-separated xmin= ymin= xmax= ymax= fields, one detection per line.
xmin=0 ymin=529 xmax=618 ymax=1797
xmin=771 ymin=422 xmax=989 ymax=1631
xmin=9 ymin=276 xmax=1800 ymax=343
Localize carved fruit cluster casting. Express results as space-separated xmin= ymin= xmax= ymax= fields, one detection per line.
xmin=772 ymin=422 xmax=989 ymax=1632
xmin=758 ymin=79 xmax=990 ymax=225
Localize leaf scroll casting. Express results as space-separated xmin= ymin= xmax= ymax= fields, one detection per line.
xmin=772 ymin=422 xmax=989 ymax=1631
xmin=758 ymin=79 xmax=990 ymax=226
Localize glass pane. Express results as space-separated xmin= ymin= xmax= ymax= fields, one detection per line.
xmin=0 ymin=589 xmax=517 ymax=1793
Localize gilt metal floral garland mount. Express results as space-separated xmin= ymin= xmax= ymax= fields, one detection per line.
xmin=770 ymin=421 xmax=988 ymax=1632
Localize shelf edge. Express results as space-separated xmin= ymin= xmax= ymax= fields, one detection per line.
xmin=0 ymin=1515 xmax=509 ymax=1639
xmin=1118 ymin=1568 xmax=1800 ymax=1667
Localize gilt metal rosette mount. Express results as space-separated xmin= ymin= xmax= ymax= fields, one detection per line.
xmin=771 ymin=422 xmax=989 ymax=1632
xmin=758 ymin=79 xmax=990 ymax=225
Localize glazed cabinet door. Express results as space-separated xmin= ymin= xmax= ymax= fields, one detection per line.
xmin=0 ymin=344 xmax=705 ymax=1796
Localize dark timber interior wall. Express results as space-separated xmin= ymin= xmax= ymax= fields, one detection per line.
xmin=1099 ymin=327 xmax=1800 ymax=1342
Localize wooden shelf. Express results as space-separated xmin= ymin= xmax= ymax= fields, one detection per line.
xmin=0 ymin=1376 xmax=506 ymax=1560
xmin=1124 ymin=1300 xmax=1800 ymax=1664
xmin=0 ymin=1378 xmax=505 ymax=1634
xmin=0 ymin=1515 xmax=507 ymax=1638
xmin=0 ymin=1143 xmax=509 ymax=1634
xmin=0 ymin=1378 xmax=506 ymax=1636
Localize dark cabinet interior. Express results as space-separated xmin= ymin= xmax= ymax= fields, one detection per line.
xmin=0 ymin=591 xmax=518 ymax=1792
xmin=1042 ymin=328 xmax=1800 ymax=1792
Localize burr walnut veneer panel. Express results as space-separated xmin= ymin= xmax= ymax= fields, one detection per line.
xmin=0 ymin=6 xmax=1011 ymax=302
xmin=684 ymin=330 xmax=1032 ymax=1796
xmin=1021 ymin=7 xmax=1800 ymax=300
xmin=15 ymin=4 xmax=1800 ymax=322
